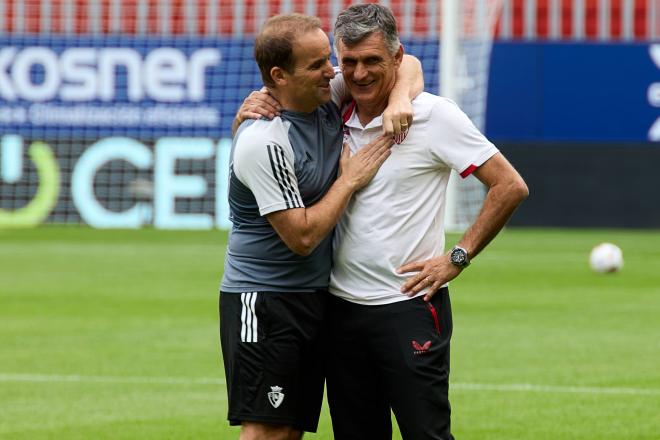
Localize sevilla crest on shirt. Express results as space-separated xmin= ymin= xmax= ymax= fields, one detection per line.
xmin=393 ymin=128 xmax=409 ymax=144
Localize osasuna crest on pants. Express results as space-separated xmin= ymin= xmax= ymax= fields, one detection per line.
xmin=268 ymin=385 xmax=285 ymax=408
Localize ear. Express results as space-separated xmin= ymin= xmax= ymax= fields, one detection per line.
xmin=393 ymin=44 xmax=404 ymax=68
xmin=270 ymin=66 xmax=287 ymax=86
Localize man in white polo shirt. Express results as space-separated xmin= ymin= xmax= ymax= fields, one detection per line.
xmin=326 ymin=4 xmax=528 ymax=440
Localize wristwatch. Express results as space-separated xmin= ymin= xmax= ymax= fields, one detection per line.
xmin=449 ymin=246 xmax=470 ymax=268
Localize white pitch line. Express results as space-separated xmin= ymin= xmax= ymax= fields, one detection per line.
xmin=1 ymin=373 xmax=659 ymax=397
xmin=451 ymin=382 xmax=660 ymax=396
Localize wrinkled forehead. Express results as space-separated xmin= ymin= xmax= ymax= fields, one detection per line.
xmin=336 ymin=32 xmax=391 ymax=60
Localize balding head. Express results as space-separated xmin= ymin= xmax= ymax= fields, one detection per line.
xmin=254 ymin=14 xmax=323 ymax=87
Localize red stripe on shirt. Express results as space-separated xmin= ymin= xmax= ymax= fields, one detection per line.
xmin=342 ymin=100 xmax=356 ymax=124
xmin=460 ymin=164 xmax=479 ymax=178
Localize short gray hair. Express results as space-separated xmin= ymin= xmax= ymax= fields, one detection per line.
xmin=333 ymin=4 xmax=401 ymax=56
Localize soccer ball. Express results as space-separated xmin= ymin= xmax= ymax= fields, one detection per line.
xmin=589 ymin=243 xmax=623 ymax=273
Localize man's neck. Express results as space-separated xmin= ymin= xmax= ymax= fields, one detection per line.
xmin=355 ymin=95 xmax=388 ymax=127
xmin=354 ymin=78 xmax=396 ymax=127
xmin=270 ymin=89 xmax=315 ymax=114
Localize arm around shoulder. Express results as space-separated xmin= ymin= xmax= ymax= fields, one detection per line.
xmin=382 ymin=54 xmax=424 ymax=135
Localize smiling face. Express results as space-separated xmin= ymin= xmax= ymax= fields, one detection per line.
xmin=337 ymin=31 xmax=403 ymax=116
xmin=279 ymin=28 xmax=335 ymax=113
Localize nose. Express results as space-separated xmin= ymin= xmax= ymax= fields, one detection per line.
xmin=324 ymin=60 xmax=335 ymax=78
xmin=353 ymin=62 xmax=367 ymax=81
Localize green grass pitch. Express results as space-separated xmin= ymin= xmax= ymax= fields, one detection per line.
xmin=1 ymin=226 xmax=659 ymax=439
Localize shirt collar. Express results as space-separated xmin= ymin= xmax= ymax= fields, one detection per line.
xmin=344 ymin=105 xmax=383 ymax=131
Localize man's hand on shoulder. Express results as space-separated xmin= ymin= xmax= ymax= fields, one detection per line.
xmin=232 ymin=87 xmax=283 ymax=135
xmin=266 ymin=136 xmax=392 ymax=257
xmin=382 ymin=97 xmax=413 ymax=136
xmin=381 ymin=54 xmax=423 ymax=136
xmin=397 ymin=254 xmax=462 ymax=302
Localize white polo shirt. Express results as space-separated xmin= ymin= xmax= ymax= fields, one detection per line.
xmin=329 ymin=92 xmax=499 ymax=305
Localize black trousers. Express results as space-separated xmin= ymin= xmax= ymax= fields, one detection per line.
xmin=327 ymin=289 xmax=454 ymax=440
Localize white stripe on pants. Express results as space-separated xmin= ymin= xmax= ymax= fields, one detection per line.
xmin=240 ymin=292 xmax=258 ymax=343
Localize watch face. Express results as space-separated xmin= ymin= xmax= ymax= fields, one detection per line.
xmin=451 ymin=248 xmax=467 ymax=266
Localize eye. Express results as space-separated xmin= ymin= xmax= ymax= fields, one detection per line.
xmin=310 ymin=55 xmax=332 ymax=70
